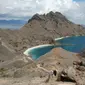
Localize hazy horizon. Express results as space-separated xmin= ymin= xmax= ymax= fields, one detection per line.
xmin=0 ymin=0 xmax=85 ymax=29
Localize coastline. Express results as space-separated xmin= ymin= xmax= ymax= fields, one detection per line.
xmin=24 ymin=36 xmax=70 ymax=56
xmin=23 ymin=44 xmax=54 ymax=56
xmin=54 ymin=36 xmax=70 ymax=41
xmin=23 ymin=35 xmax=82 ymax=57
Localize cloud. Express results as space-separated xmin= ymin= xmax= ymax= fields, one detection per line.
xmin=0 ymin=0 xmax=85 ymax=24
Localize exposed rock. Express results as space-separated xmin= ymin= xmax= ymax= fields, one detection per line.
xmin=36 ymin=48 xmax=85 ymax=85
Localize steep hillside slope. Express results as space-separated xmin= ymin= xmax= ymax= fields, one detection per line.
xmin=0 ymin=11 xmax=85 ymax=53
xmin=20 ymin=11 xmax=85 ymax=46
xmin=0 ymin=39 xmax=15 ymax=62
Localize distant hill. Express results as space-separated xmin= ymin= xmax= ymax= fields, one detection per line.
xmin=0 ymin=20 xmax=26 ymax=24
xmin=0 ymin=20 xmax=27 ymax=29
xmin=0 ymin=11 xmax=85 ymax=53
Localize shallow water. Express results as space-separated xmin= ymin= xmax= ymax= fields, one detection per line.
xmin=24 ymin=36 xmax=85 ymax=59
xmin=28 ymin=46 xmax=54 ymax=59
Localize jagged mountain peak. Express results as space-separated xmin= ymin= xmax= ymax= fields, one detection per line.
xmin=46 ymin=11 xmax=63 ymax=17
xmin=28 ymin=11 xmax=68 ymax=23
xmin=28 ymin=13 xmax=45 ymax=23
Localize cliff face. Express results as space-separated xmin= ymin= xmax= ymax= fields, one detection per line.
xmin=0 ymin=11 xmax=85 ymax=53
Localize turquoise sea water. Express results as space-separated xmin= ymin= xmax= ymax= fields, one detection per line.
xmin=25 ymin=36 xmax=85 ymax=59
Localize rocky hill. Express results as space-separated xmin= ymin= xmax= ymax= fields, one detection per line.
xmin=0 ymin=11 xmax=85 ymax=53
xmin=0 ymin=11 xmax=85 ymax=85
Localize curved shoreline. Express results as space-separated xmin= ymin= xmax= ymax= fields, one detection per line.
xmin=54 ymin=36 xmax=70 ymax=41
xmin=23 ymin=44 xmax=54 ymax=56
xmin=23 ymin=36 xmax=70 ymax=56
xmin=23 ymin=35 xmax=83 ymax=56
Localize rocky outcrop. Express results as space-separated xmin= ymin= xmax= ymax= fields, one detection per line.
xmin=36 ymin=48 xmax=85 ymax=85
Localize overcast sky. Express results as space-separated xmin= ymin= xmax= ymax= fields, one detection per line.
xmin=0 ymin=0 xmax=85 ymax=25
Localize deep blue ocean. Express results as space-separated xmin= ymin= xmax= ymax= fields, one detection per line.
xmin=26 ymin=36 xmax=85 ymax=59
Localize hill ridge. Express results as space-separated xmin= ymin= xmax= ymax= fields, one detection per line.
xmin=0 ymin=11 xmax=85 ymax=53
